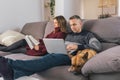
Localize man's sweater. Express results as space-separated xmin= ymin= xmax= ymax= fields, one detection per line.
xmin=65 ymin=30 xmax=102 ymax=53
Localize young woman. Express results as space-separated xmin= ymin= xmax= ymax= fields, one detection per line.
xmin=0 ymin=15 xmax=67 ymax=56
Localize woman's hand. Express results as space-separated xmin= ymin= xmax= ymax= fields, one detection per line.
xmin=34 ymin=45 xmax=39 ymax=50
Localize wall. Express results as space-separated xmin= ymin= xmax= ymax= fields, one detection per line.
xmin=49 ymin=0 xmax=120 ymax=20
xmin=118 ymin=0 xmax=120 ymax=16
xmin=0 ymin=0 xmax=43 ymax=32
xmin=55 ymin=0 xmax=100 ymax=19
xmin=80 ymin=0 xmax=84 ymax=19
xmin=55 ymin=0 xmax=64 ymax=16
xmin=43 ymin=0 xmax=52 ymax=20
xmin=84 ymin=0 xmax=99 ymax=19
xmin=64 ymin=0 xmax=81 ymax=20
xmin=55 ymin=0 xmax=81 ymax=20
xmin=83 ymin=0 xmax=119 ymax=19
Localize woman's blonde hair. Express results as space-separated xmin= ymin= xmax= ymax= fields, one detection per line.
xmin=54 ymin=15 xmax=67 ymax=33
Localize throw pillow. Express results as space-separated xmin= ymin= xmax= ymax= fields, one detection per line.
xmin=81 ymin=45 xmax=120 ymax=76
xmin=0 ymin=30 xmax=25 ymax=46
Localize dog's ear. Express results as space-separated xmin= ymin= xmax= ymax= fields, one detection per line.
xmin=82 ymin=52 xmax=88 ymax=60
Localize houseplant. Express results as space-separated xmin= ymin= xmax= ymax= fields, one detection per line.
xmin=50 ymin=0 xmax=55 ymax=18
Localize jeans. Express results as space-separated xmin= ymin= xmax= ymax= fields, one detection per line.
xmin=8 ymin=53 xmax=71 ymax=79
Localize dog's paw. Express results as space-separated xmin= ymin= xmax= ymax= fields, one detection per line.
xmin=68 ymin=67 xmax=72 ymax=72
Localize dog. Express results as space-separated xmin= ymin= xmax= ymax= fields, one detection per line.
xmin=68 ymin=49 xmax=96 ymax=74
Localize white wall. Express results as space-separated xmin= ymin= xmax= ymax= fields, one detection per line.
xmin=118 ymin=0 xmax=120 ymax=16
xmin=55 ymin=0 xmax=81 ymax=20
xmin=64 ymin=0 xmax=81 ymax=20
xmin=80 ymin=0 xmax=84 ymax=19
xmin=55 ymin=0 xmax=64 ymax=16
xmin=84 ymin=0 xmax=99 ymax=19
xmin=0 ymin=0 xmax=43 ymax=32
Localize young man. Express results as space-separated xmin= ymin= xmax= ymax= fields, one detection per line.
xmin=0 ymin=15 xmax=102 ymax=80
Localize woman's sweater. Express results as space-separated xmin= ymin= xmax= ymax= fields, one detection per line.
xmin=26 ymin=27 xmax=66 ymax=56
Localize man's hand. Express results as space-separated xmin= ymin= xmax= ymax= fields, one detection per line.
xmin=66 ymin=44 xmax=78 ymax=51
xmin=34 ymin=45 xmax=39 ymax=50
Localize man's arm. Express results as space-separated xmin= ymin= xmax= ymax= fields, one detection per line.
xmin=89 ymin=37 xmax=102 ymax=52
xmin=85 ymin=32 xmax=102 ymax=52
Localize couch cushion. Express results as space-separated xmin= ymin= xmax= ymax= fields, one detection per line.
xmin=101 ymin=43 xmax=118 ymax=51
xmin=81 ymin=45 xmax=120 ymax=76
xmin=31 ymin=66 xmax=88 ymax=80
xmin=89 ymin=72 xmax=120 ymax=80
xmin=21 ymin=21 xmax=47 ymax=39
xmin=83 ymin=17 xmax=120 ymax=44
xmin=0 ymin=51 xmax=11 ymax=56
xmin=5 ymin=53 xmax=40 ymax=60
xmin=16 ymin=76 xmax=39 ymax=80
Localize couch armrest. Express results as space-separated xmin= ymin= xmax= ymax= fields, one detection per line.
xmin=81 ymin=45 xmax=120 ymax=76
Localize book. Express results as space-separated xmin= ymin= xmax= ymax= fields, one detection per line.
xmin=24 ymin=35 xmax=40 ymax=49
xmin=28 ymin=35 xmax=39 ymax=45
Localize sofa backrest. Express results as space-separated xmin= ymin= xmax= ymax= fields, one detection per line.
xmin=43 ymin=21 xmax=54 ymax=38
xmin=21 ymin=17 xmax=120 ymax=51
xmin=21 ymin=21 xmax=48 ymax=39
xmin=83 ymin=17 xmax=120 ymax=50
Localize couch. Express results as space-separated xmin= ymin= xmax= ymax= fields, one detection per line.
xmin=0 ymin=17 xmax=120 ymax=80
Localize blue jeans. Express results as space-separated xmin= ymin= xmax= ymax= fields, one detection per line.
xmin=8 ymin=53 xmax=71 ymax=79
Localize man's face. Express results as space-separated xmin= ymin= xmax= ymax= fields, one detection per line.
xmin=69 ymin=19 xmax=82 ymax=33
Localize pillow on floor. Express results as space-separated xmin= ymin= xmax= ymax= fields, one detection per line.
xmin=81 ymin=45 xmax=120 ymax=76
xmin=0 ymin=30 xmax=25 ymax=46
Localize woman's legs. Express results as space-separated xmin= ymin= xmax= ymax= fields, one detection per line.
xmin=8 ymin=53 xmax=71 ymax=79
xmin=0 ymin=39 xmax=27 ymax=52
xmin=9 ymin=47 xmax=27 ymax=53
xmin=0 ymin=45 xmax=7 ymax=51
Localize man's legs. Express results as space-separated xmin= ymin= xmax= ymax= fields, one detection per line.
xmin=0 ymin=56 xmax=13 ymax=80
xmin=8 ymin=53 xmax=71 ymax=79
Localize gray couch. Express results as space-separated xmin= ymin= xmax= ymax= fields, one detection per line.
xmin=0 ymin=17 xmax=120 ymax=80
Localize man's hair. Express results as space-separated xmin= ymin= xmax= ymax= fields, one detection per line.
xmin=69 ymin=15 xmax=81 ymax=20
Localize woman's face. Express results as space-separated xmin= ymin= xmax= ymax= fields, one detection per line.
xmin=53 ymin=19 xmax=59 ymax=28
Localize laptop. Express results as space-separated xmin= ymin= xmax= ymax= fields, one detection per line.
xmin=43 ymin=38 xmax=67 ymax=54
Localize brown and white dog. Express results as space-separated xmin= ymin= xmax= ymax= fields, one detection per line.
xmin=68 ymin=49 xmax=96 ymax=74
